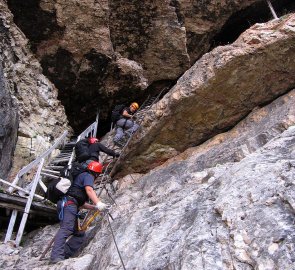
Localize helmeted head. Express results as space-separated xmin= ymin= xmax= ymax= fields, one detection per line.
xmin=130 ymin=102 xmax=139 ymax=112
xmin=87 ymin=161 xmax=103 ymax=174
xmin=88 ymin=137 xmax=99 ymax=144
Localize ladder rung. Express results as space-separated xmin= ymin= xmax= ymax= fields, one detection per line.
xmin=41 ymin=172 xmax=60 ymax=179
xmin=51 ymin=159 xmax=69 ymax=164
xmin=41 ymin=169 xmax=60 ymax=175
xmin=55 ymin=155 xmax=71 ymax=159
xmin=45 ymin=165 xmax=64 ymax=169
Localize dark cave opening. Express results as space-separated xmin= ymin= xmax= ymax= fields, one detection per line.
xmin=211 ymin=0 xmax=295 ymax=48
xmin=6 ymin=0 xmax=295 ymax=137
xmin=7 ymin=0 xmax=63 ymax=53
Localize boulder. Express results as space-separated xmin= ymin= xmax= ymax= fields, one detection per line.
xmin=114 ymin=14 xmax=295 ymax=176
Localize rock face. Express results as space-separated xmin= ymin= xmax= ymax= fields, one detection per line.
xmin=0 ymin=1 xmax=70 ymax=178
xmin=1 ymin=90 xmax=294 ymax=270
xmin=0 ymin=60 xmax=18 ymax=179
xmin=114 ymin=14 xmax=295 ymax=176
xmin=1 ymin=2 xmax=295 ymax=270
xmin=7 ymin=0 xmax=291 ymax=131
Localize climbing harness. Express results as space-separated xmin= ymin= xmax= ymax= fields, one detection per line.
xmin=58 ymin=197 xmax=77 ymax=221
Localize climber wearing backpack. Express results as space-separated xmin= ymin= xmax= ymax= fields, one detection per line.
xmin=75 ymin=137 xmax=119 ymax=163
xmin=50 ymin=161 xmax=110 ymax=264
xmin=113 ymin=102 xmax=140 ymax=146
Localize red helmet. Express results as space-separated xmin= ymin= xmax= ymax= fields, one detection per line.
xmin=87 ymin=161 xmax=103 ymax=173
xmin=88 ymin=137 xmax=99 ymax=144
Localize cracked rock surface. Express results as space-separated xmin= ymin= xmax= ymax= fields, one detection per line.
xmin=0 ymin=1 xmax=70 ymax=177
xmin=116 ymin=14 xmax=295 ymax=176
xmin=1 ymin=97 xmax=294 ymax=269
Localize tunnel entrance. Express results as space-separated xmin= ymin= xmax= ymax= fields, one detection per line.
xmin=211 ymin=0 xmax=295 ymax=48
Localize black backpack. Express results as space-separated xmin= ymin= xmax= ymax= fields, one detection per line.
xmin=75 ymin=139 xmax=91 ymax=162
xmin=61 ymin=162 xmax=88 ymax=181
xmin=45 ymin=162 xmax=88 ymax=203
xmin=45 ymin=177 xmax=72 ymax=203
xmin=111 ymin=104 xmax=125 ymax=123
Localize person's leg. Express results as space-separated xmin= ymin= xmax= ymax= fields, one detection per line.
xmin=125 ymin=122 xmax=139 ymax=136
xmin=114 ymin=118 xmax=128 ymax=142
xmin=114 ymin=126 xmax=124 ymax=142
xmin=64 ymin=230 xmax=86 ymax=258
xmin=50 ymin=203 xmax=78 ymax=262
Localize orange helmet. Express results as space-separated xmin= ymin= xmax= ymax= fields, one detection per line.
xmin=88 ymin=137 xmax=99 ymax=144
xmin=130 ymin=102 xmax=139 ymax=110
xmin=87 ymin=161 xmax=103 ymax=173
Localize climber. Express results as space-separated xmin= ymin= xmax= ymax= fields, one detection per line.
xmin=75 ymin=137 xmax=119 ymax=163
xmin=113 ymin=102 xmax=140 ymax=146
xmin=50 ymin=161 xmax=110 ymax=264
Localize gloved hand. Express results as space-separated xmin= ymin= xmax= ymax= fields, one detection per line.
xmin=114 ymin=152 xmax=120 ymax=158
xmin=95 ymin=201 xmax=110 ymax=211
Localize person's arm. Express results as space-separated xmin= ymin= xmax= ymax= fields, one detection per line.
xmin=80 ymin=202 xmax=96 ymax=210
xmin=85 ymin=186 xmax=100 ymax=205
xmin=98 ymin=143 xmax=119 ymax=157
xmin=83 ymin=175 xmax=110 ymax=210
xmin=122 ymin=109 xmax=133 ymax=118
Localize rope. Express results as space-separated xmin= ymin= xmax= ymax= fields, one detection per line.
xmin=107 ymin=213 xmax=127 ymax=270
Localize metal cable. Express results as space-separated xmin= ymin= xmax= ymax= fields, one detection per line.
xmin=106 ymin=213 xmax=127 ymax=270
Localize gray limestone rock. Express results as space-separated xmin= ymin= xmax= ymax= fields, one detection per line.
xmin=0 ymin=58 xmax=18 ymax=178
xmin=2 ymin=106 xmax=294 ymax=270
xmin=115 ymin=14 xmax=295 ymax=176
xmin=0 ymin=2 xmax=70 ymax=177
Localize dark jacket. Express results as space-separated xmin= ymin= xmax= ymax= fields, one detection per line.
xmin=88 ymin=142 xmax=118 ymax=161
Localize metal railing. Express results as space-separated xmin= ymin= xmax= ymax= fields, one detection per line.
xmin=266 ymin=0 xmax=278 ymax=19
xmin=66 ymin=113 xmax=99 ymax=168
xmin=7 ymin=131 xmax=68 ymax=193
xmin=2 ymin=114 xmax=99 ymax=246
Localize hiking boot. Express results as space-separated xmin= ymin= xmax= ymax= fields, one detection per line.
xmin=113 ymin=139 xmax=124 ymax=147
xmin=49 ymin=257 xmax=64 ymax=264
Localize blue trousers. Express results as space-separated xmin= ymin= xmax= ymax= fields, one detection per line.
xmin=114 ymin=118 xmax=139 ymax=142
xmin=50 ymin=200 xmax=85 ymax=260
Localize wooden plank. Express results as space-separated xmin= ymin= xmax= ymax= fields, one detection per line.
xmin=0 ymin=202 xmax=56 ymax=217
xmin=16 ymin=159 xmax=44 ymax=246
xmin=0 ymin=193 xmax=55 ymax=212
xmin=4 ymin=209 xmax=17 ymax=243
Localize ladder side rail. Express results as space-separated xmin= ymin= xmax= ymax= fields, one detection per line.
xmin=0 ymin=178 xmax=44 ymax=200
xmin=4 ymin=209 xmax=18 ymax=243
xmin=8 ymin=131 xmax=68 ymax=192
xmin=93 ymin=110 xmax=99 ymax=137
xmin=67 ymin=119 xmax=98 ymax=168
xmin=266 ymin=0 xmax=278 ymax=19
xmin=78 ymin=122 xmax=97 ymax=140
xmin=15 ymin=158 xmax=45 ymax=246
xmin=138 ymin=95 xmax=150 ymax=110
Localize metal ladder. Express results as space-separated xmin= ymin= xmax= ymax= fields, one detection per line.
xmin=103 ymin=87 xmax=169 ymax=180
xmin=2 ymin=116 xmax=99 ymax=246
